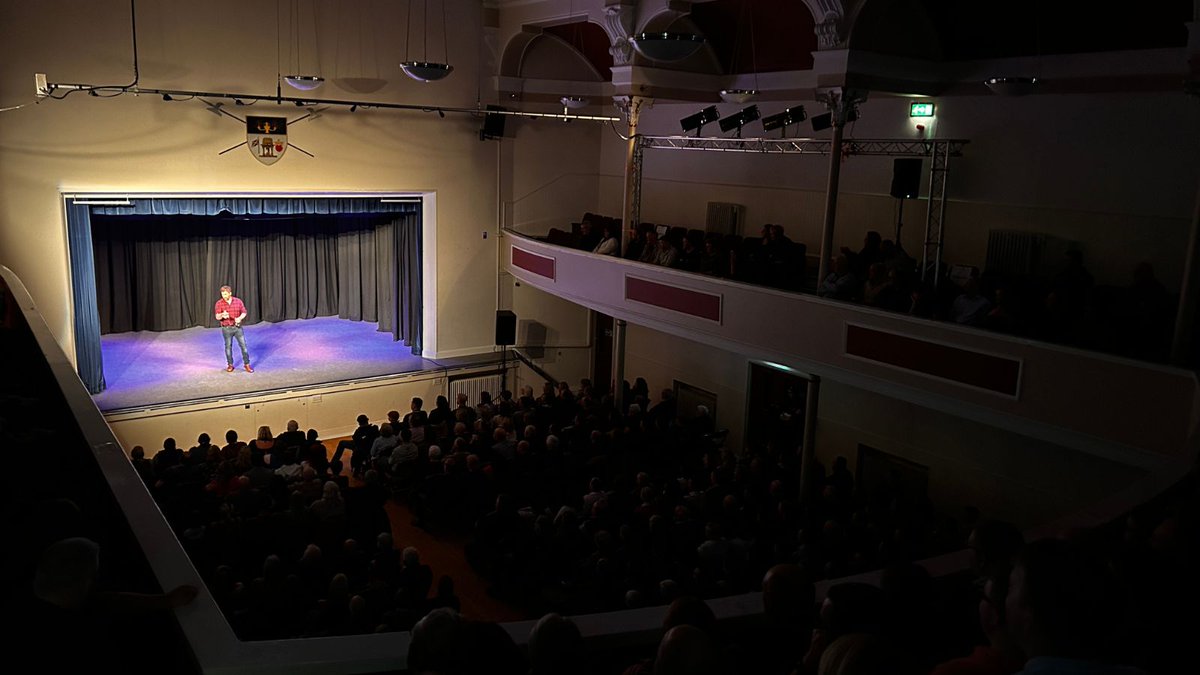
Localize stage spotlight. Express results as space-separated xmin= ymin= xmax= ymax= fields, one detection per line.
xmin=680 ymin=105 xmax=719 ymax=135
xmin=811 ymin=107 xmax=858 ymax=132
xmin=234 ymin=98 xmax=245 ymax=106
xmin=349 ymin=104 xmax=357 ymax=112
xmin=761 ymin=106 xmax=806 ymax=135
xmin=161 ymin=93 xmax=173 ymax=101
xmin=717 ymin=105 xmax=760 ymax=136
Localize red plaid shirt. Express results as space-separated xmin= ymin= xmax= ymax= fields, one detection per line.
xmin=214 ymin=297 xmax=246 ymax=327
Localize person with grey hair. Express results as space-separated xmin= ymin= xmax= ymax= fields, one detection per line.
xmin=24 ymin=538 xmax=199 ymax=669
xmin=309 ymin=481 xmax=345 ymax=520
xmin=397 ymin=546 xmax=433 ymax=609
xmin=276 ymin=419 xmax=305 ymax=453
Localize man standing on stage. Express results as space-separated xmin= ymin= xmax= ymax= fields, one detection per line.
xmin=214 ymin=285 xmax=253 ymax=373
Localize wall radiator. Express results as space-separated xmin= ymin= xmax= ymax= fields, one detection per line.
xmin=447 ymin=372 xmax=505 ymax=404
xmin=985 ymin=230 xmax=1044 ymax=276
xmin=706 ymin=202 xmax=746 ymax=235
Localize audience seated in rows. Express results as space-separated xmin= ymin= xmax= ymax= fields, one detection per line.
xmin=546 ymin=211 xmax=1178 ymax=363
xmin=123 ymin=375 xmax=1195 ymax=672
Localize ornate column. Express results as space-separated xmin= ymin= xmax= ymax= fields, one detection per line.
xmin=615 ymin=95 xmax=651 ymax=257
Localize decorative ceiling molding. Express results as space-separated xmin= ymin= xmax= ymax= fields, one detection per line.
xmin=806 ymin=0 xmax=848 ymax=49
xmin=603 ymin=2 xmax=637 ymax=66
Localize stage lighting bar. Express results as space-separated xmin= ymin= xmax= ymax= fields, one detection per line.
xmin=761 ymin=106 xmax=806 ymax=133
xmin=718 ymin=105 xmax=760 ymax=135
xmin=680 ymin=105 xmax=720 ymax=135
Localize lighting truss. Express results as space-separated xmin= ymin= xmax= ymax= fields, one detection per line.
xmin=38 ymin=81 xmax=622 ymax=123
xmin=639 ymin=135 xmax=968 ymax=157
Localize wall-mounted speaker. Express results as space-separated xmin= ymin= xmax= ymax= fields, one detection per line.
xmin=481 ymin=105 xmax=507 ymax=141
xmin=890 ymin=158 xmax=922 ymax=199
xmin=495 ymin=310 xmax=516 ymax=346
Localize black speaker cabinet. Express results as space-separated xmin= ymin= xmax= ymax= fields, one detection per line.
xmin=891 ymin=158 xmax=922 ymax=199
xmin=495 ymin=310 xmax=516 ymax=346
xmin=481 ymin=105 xmax=507 ymax=140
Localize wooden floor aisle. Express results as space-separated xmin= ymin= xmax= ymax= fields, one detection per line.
xmin=322 ymin=438 xmax=527 ymax=624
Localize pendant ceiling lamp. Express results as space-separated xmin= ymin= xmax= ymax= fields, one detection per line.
xmin=283 ymin=0 xmax=324 ymax=91
xmin=401 ymin=0 xmax=453 ymax=82
xmin=985 ymin=15 xmax=1042 ymax=96
xmin=631 ymin=31 xmax=705 ymax=62
xmin=556 ymin=1 xmax=590 ymax=110
xmin=719 ymin=0 xmax=758 ymax=103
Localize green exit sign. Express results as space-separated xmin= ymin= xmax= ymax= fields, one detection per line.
xmin=910 ymin=102 xmax=935 ymax=117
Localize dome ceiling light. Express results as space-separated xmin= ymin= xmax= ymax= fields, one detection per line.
xmin=984 ymin=77 xmax=1039 ymax=96
xmin=401 ymin=0 xmax=453 ymax=82
xmin=631 ymin=32 xmax=705 ymax=62
xmin=719 ymin=1 xmax=759 ymax=104
xmin=282 ymin=0 xmax=324 ymax=92
xmin=719 ymin=89 xmax=757 ymax=104
xmin=284 ymin=75 xmax=324 ymax=91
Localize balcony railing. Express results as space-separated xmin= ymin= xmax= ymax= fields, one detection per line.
xmin=501 ymin=230 xmax=1198 ymax=466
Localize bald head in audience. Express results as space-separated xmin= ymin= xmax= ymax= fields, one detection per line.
xmin=763 ymin=563 xmax=815 ymax=625
xmin=654 ymin=625 xmax=720 ymax=675
xmin=528 ymin=613 xmax=583 ymax=675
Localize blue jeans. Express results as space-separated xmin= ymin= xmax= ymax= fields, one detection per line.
xmin=222 ymin=325 xmax=250 ymax=366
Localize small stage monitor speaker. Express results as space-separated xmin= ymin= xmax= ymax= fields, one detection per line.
xmin=495 ymin=310 xmax=516 ymax=346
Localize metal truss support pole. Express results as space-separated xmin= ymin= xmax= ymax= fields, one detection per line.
xmin=921 ymin=141 xmax=951 ymax=288
xmin=816 ymin=89 xmax=865 ymax=284
xmin=817 ymin=121 xmax=845 ymax=286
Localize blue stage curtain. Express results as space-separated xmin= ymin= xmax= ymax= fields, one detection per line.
xmin=85 ymin=196 xmax=422 ymax=355
xmin=66 ymin=202 xmax=107 ymax=394
xmin=377 ymin=214 xmax=423 ymax=353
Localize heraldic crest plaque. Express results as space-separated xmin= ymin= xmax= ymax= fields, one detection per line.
xmin=247 ymin=116 xmax=288 ymax=165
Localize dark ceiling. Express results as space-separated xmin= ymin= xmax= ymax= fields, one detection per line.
xmin=689 ymin=0 xmax=817 ymax=73
xmin=545 ymin=20 xmax=614 ymax=79
xmin=852 ymin=0 xmax=1191 ymax=61
xmin=543 ymin=0 xmax=1191 ymax=79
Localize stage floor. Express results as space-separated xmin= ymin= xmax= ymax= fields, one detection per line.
xmin=93 ymin=317 xmax=486 ymax=412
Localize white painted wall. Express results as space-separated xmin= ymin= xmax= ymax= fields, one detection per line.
xmin=506 ymin=276 xmax=594 ymax=385
xmin=815 ymin=379 xmax=1142 ymax=528
xmin=625 ymin=322 xmax=749 ymax=442
xmin=599 ymin=93 xmax=1200 ymax=288
xmin=0 ymin=0 xmax=505 ymax=362
xmin=624 ymin=321 xmax=1142 ymax=529
xmin=504 ymin=115 xmax=604 ymax=234
xmin=106 ymin=370 xmax=450 ymax=454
